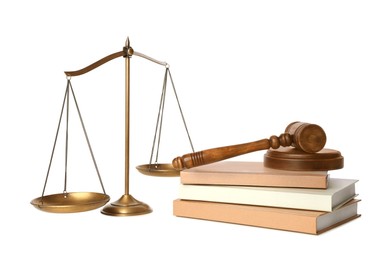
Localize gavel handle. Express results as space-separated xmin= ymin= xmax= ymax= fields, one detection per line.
xmin=172 ymin=133 xmax=292 ymax=170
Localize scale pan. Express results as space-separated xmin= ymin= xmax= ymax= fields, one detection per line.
xmin=31 ymin=192 xmax=110 ymax=213
xmin=136 ymin=163 xmax=180 ymax=177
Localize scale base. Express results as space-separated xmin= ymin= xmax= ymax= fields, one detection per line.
xmin=101 ymin=194 xmax=152 ymax=216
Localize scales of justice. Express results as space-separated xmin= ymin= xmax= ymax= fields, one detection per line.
xmin=31 ymin=37 xmax=344 ymax=217
xmin=31 ymin=37 xmax=195 ymax=216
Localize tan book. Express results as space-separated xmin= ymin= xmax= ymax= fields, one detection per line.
xmin=180 ymin=161 xmax=329 ymax=189
xmin=173 ymin=199 xmax=361 ymax=235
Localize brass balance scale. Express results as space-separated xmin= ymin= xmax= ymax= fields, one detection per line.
xmin=31 ymin=37 xmax=194 ymax=216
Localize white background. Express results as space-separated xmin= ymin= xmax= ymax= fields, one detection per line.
xmin=1 ymin=1 xmax=384 ymax=259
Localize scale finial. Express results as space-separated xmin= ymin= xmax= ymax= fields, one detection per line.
xmin=125 ymin=36 xmax=130 ymax=48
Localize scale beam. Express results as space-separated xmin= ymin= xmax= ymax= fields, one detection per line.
xmin=64 ymin=48 xmax=167 ymax=77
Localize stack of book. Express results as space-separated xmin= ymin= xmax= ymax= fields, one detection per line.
xmin=173 ymin=161 xmax=360 ymax=234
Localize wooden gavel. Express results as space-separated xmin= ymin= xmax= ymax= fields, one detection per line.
xmin=172 ymin=121 xmax=327 ymax=170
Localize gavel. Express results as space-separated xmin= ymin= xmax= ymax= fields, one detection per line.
xmin=172 ymin=121 xmax=327 ymax=170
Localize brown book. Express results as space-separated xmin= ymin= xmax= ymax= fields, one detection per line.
xmin=173 ymin=199 xmax=360 ymax=235
xmin=180 ymin=161 xmax=329 ymax=189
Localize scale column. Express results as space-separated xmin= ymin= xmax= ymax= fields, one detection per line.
xmin=101 ymin=38 xmax=152 ymax=216
xmin=125 ymin=47 xmax=130 ymax=195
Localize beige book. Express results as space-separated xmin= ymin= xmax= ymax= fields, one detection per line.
xmin=180 ymin=161 xmax=329 ymax=188
xmin=173 ymin=199 xmax=360 ymax=235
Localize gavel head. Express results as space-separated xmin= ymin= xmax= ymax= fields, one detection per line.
xmin=285 ymin=122 xmax=326 ymax=153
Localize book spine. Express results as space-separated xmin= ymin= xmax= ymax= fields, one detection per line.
xmin=179 ymin=184 xmax=332 ymax=211
xmin=173 ymin=199 xmax=318 ymax=234
xmin=180 ymin=172 xmax=328 ymax=189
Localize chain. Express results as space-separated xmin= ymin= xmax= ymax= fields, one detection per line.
xmin=148 ymin=67 xmax=195 ymax=169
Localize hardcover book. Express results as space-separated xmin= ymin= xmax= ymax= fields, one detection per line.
xmin=173 ymin=199 xmax=360 ymax=235
xmin=179 ymin=178 xmax=358 ymax=212
xmin=180 ymin=161 xmax=329 ymax=189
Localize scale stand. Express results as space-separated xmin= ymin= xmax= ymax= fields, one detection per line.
xmin=32 ymin=37 xmax=185 ymax=216
xmin=101 ymin=40 xmax=151 ymax=216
